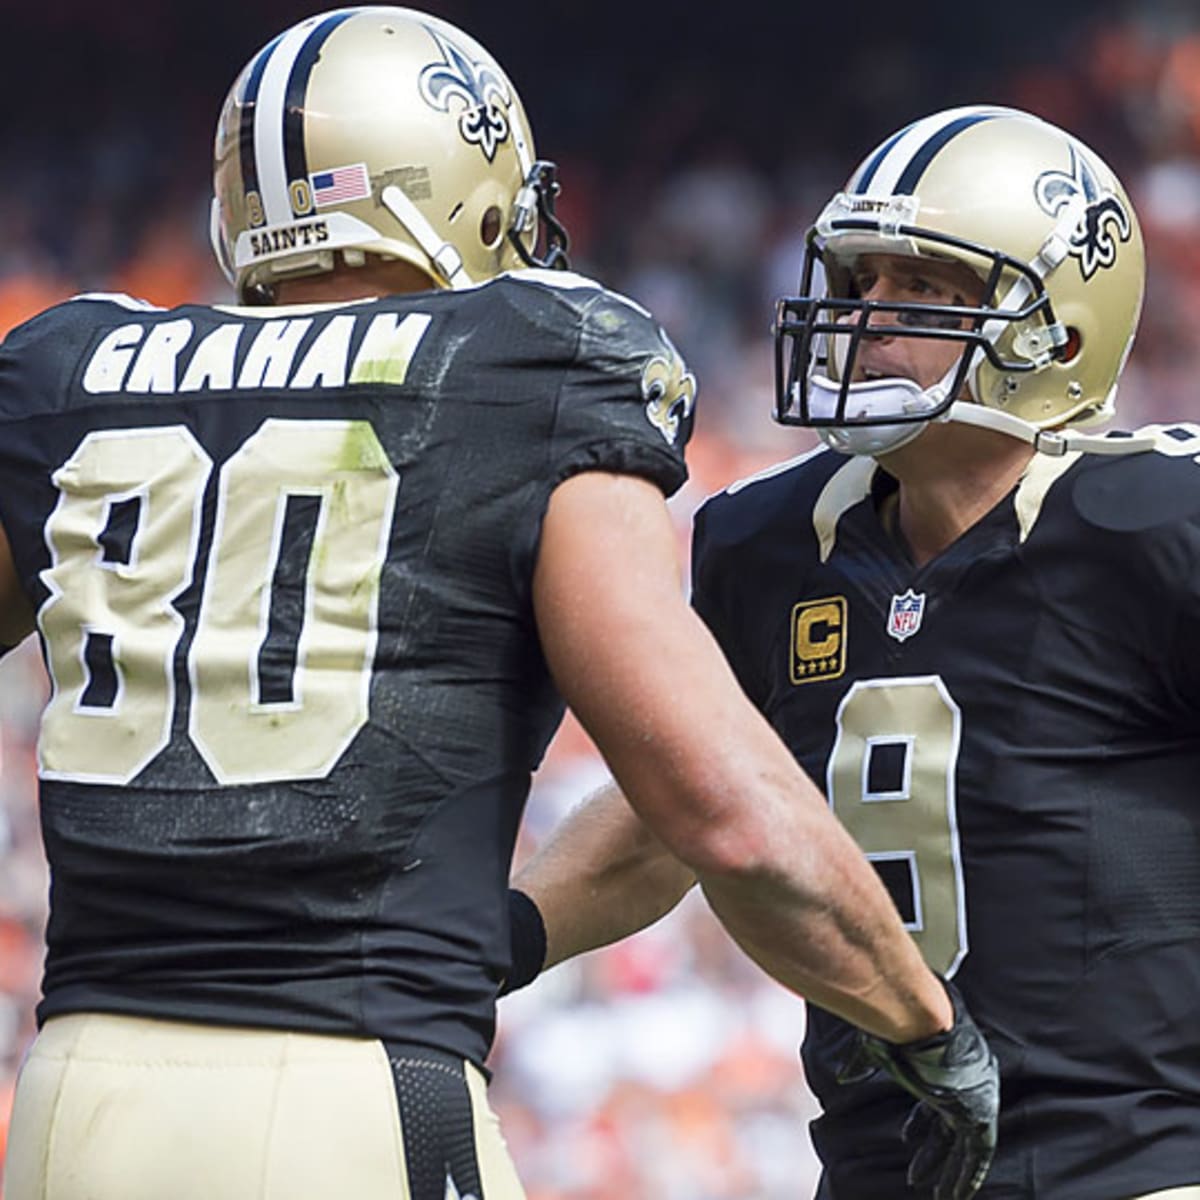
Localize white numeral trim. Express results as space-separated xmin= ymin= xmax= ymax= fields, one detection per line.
xmin=38 ymin=427 xmax=212 ymax=784
xmin=38 ymin=419 xmax=397 ymax=787
xmin=866 ymin=850 xmax=924 ymax=933
xmin=188 ymin=419 xmax=398 ymax=785
xmin=827 ymin=674 xmax=968 ymax=976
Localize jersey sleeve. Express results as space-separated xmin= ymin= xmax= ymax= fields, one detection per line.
xmin=1159 ymin=510 xmax=1200 ymax=711
xmin=690 ymin=494 xmax=764 ymax=708
xmin=0 ymin=303 xmax=71 ymax=423
xmin=503 ymin=284 xmax=697 ymax=606
xmin=690 ymin=497 xmax=724 ymax=634
xmin=0 ymin=303 xmax=86 ymax=635
xmin=1067 ymin=444 xmax=1200 ymax=716
xmin=547 ymin=288 xmax=695 ymax=497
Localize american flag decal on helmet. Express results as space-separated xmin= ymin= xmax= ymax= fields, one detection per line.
xmin=311 ymin=163 xmax=371 ymax=208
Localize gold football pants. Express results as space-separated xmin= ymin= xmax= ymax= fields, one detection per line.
xmin=3 ymin=1012 xmax=525 ymax=1200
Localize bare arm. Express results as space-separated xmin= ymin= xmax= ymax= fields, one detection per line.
xmin=0 ymin=516 xmax=34 ymax=651
xmin=514 ymin=780 xmax=696 ymax=969
xmin=532 ymin=471 xmax=951 ymax=1042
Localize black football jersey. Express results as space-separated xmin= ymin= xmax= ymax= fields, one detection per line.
xmin=692 ymin=439 xmax=1200 ymax=1199
xmin=0 ymin=270 xmax=694 ymax=1066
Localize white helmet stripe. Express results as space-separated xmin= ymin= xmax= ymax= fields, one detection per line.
xmin=236 ymin=34 xmax=283 ymax=204
xmin=280 ymin=11 xmax=359 ymax=192
xmin=253 ymin=18 xmax=324 ymax=224
xmin=252 ymin=10 xmax=364 ymax=225
xmin=852 ymin=106 xmax=1017 ymax=198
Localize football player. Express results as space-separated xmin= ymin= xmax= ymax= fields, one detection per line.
xmin=511 ymin=106 xmax=1200 ymax=1198
xmin=0 ymin=11 xmax=995 ymax=1200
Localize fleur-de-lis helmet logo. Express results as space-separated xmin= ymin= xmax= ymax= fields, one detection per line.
xmin=1034 ymin=145 xmax=1131 ymax=281
xmin=418 ymin=26 xmax=512 ymax=162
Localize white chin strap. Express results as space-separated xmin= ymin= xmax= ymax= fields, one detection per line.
xmin=380 ymin=185 xmax=473 ymax=290
xmin=943 ymin=401 xmax=1157 ymax=456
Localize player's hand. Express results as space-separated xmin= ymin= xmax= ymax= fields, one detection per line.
xmin=837 ymin=979 xmax=999 ymax=1200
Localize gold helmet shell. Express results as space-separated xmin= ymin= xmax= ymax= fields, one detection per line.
xmin=775 ymin=105 xmax=1145 ymax=446
xmin=211 ymin=6 xmax=567 ymax=301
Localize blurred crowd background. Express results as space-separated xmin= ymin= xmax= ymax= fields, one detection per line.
xmin=3 ymin=0 xmax=1200 ymax=1194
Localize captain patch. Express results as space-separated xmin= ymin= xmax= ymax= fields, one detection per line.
xmin=791 ymin=596 xmax=847 ymax=685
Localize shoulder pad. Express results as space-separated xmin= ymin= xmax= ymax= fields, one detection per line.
xmin=67 ymin=292 xmax=166 ymax=312
xmin=1072 ymin=442 xmax=1200 ymax=533
xmin=1135 ymin=421 xmax=1200 ymax=459
xmin=697 ymin=446 xmax=838 ymax=546
xmin=724 ymin=445 xmax=830 ymax=496
xmin=500 ymin=269 xmax=653 ymax=318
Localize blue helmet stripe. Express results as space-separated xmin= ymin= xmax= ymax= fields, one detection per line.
xmin=852 ymin=121 xmax=918 ymax=193
xmin=892 ymin=112 xmax=999 ymax=194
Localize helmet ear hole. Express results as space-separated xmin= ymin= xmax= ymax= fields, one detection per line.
xmin=480 ymin=206 xmax=503 ymax=249
xmin=1061 ymin=327 xmax=1083 ymax=365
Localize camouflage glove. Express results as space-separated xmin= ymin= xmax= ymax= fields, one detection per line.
xmin=838 ymin=979 xmax=999 ymax=1200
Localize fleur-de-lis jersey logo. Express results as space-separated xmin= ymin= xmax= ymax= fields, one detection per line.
xmin=418 ymin=27 xmax=512 ymax=162
xmin=641 ymin=337 xmax=697 ymax=447
xmin=1034 ymin=145 xmax=1132 ymax=281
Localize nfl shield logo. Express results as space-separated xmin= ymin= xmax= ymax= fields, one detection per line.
xmin=887 ymin=589 xmax=926 ymax=642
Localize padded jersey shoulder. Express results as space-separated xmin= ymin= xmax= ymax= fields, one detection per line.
xmin=493 ymin=269 xmax=697 ymax=488
xmin=497 ymin=270 xmax=696 ymax=438
xmin=694 ymin=445 xmax=844 ymax=560
xmin=1068 ymin=427 xmax=1200 ymax=533
xmin=0 ymin=293 xmax=167 ymax=423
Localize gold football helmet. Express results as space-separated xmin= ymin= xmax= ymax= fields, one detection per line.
xmin=211 ymin=6 xmax=569 ymax=302
xmin=774 ymin=105 xmax=1147 ymax=456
